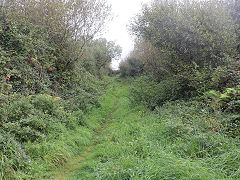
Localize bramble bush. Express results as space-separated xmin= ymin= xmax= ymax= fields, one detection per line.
xmin=203 ymin=86 xmax=240 ymax=138
xmin=0 ymin=9 xmax=111 ymax=178
xmin=0 ymin=19 xmax=55 ymax=95
xmin=0 ymin=91 xmax=100 ymax=178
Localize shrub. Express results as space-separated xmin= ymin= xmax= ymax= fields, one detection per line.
xmin=203 ymin=87 xmax=240 ymax=137
xmin=0 ymin=3 xmax=114 ymax=179
xmin=0 ymin=19 xmax=54 ymax=95
xmin=131 ymin=0 xmax=237 ymax=71
xmin=0 ymin=92 xmax=88 ymax=177
xmin=203 ymin=87 xmax=240 ymax=112
xmin=0 ymin=129 xmax=30 ymax=179
xmin=130 ymin=76 xmax=182 ymax=109
xmin=30 ymin=94 xmax=60 ymax=115
xmin=127 ymin=0 xmax=240 ymax=102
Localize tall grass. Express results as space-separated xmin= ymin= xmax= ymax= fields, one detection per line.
xmin=70 ymin=80 xmax=240 ymax=180
xmin=0 ymin=78 xmax=116 ymax=179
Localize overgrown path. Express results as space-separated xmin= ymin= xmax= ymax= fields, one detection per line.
xmin=50 ymin=80 xmax=239 ymax=180
xmin=51 ymin=81 xmax=122 ymax=180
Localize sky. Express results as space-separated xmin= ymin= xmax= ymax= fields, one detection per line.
xmin=103 ymin=0 xmax=151 ymax=70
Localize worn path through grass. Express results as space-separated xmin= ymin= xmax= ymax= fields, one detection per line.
xmin=51 ymin=79 xmax=239 ymax=180
xmin=51 ymin=80 xmax=122 ymax=180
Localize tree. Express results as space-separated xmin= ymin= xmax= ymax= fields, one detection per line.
xmin=130 ymin=0 xmax=238 ymax=76
xmin=127 ymin=0 xmax=240 ymax=97
xmin=4 ymin=0 xmax=112 ymax=71
xmin=119 ymin=57 xmax=144 ymax=77
xmin=129 ymin=39 xmax=169 ymax=80
xmin=83 ymin=38 xmax=122 ymax=78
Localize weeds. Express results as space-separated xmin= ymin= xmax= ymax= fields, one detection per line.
xmin=69 ymin=80 xmax=240 ymax=180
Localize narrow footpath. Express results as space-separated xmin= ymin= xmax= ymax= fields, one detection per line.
xmin=51 ymin=81 xmax=125 ymax=180
xmin=49 ymin=80 xmax=229 ymax=180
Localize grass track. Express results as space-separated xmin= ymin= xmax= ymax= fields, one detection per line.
xmin=50 ymin=79 xmax=239 ymax=180
xmin=51 ymin=80 xmax=121 ymax=180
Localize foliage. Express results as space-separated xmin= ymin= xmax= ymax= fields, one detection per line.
xmin=129 ymin=76 xmax=182 ymax=109
xmin=127 ymin=0 xmax=240 ymax=99
xmin=128 ymin=39 xmax=168 ymax=79
xmin=203 ymin=87 xmax=240 ymax=113
xmin=203 ymin=86 xmax=240 ymax=138
xmin=1 ymin=0 xmax=240 ymax=179
xmin=83 ymin=38 xmax=122 ymax=78
xmin=3 ymin=0 xmax=112 ymax=72
xmin=119 ymin=57 xmax=144 ymax=77
xmin=0 ymin=19 xmax=54 ymax=95
xmin=0 ymin=86 xmax=106 ymax=178
xmin=61 ymin=69 xmax=105 ymax=112
xmin=69 ymin=81 xmax=240 ymax=180
xmin=0 ymin=2 xmax=116 ymax=178
xmin=131 ymin=0 xmax=237 ymax=69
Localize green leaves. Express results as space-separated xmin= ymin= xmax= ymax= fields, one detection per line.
xmin=83 ymin=38 xmax=122 ymax=78
xmin=129 ymin=76 xmax=182 ymax=109
xmin=130 ymin=0 xmax=238 ymax=80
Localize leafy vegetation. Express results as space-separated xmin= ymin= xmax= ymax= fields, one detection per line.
xmin=115 ymin=1 xmax=240 ymax=178
xmin=0 ymin=0 xmax=239 ymax=179
xmin=67 ymin=80 xmax=239 ymax=179
xmin=119 ymin=0 xmax=240 ymax=137
xmin=0 ymin=0 xmax=121 ymax=178
xmin=120 ymin=0 xmax=240 ymax=95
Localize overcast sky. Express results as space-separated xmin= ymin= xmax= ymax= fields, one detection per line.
xmin=103 ymin=0 xmax=151 ymax=69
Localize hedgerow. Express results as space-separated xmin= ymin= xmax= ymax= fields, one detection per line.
xmin=0 ymin=4 xmax=115 ymax=178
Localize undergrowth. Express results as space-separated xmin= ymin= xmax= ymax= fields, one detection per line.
xmin=0 ymin=78 xmax=113 ymax=179
xmin=69 ymin=79 xmax=240 ymax=180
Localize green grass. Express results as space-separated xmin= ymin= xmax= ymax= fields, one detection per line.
xmin=65 ymin=79 xmax=239 ymax=180
xmin=6 ymin=78 xmax=238 ymax=179
xmin=46 ymin=79 xmax=120 ymax=179
xmin=0 ymin=79 xmax=117 ymax=179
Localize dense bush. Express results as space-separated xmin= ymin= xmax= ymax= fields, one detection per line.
xmin=0 ymin=19 xmax=54 ymax=95
xmin=127 ymin=0 xmax=240 ymax=100
xmin=129 ymin=76 xmax=182 ymax=109
xmin=204 ymin=87 xmax=240 ymax=112
xmin=0 ymin=2 xmax=115 ymax=178
xmin=203 ymin=86 xmax=240 ymax=138
xmin=128 ymin=56 xmax=240 ymax=108
xmin=130 ymin=70 xmax=240 ymax=137
xmin=3 ymin=0 xmax=112 ymax=75
xmin=0 ymin=89 xmax=102 ymax=178
xmin=131 ymin=0 xmax=237 ymax=69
